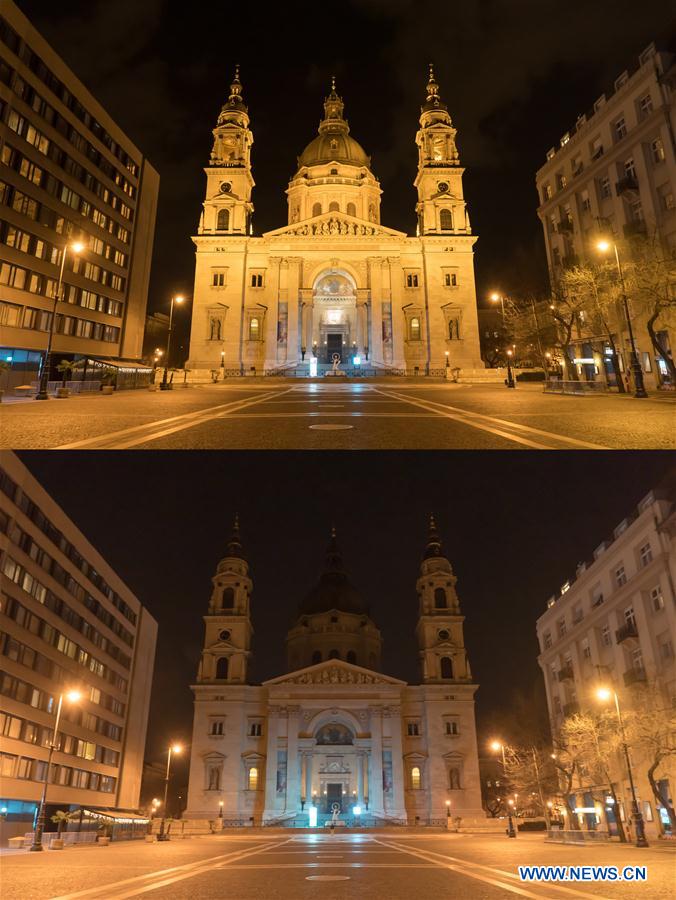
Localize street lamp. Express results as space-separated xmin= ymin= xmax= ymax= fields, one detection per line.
xmin=596 ymin=239 xmax=647 ymax=398
xmin=445 ymin=799 xmax=451 ymax=827
xmin=157 ymin=743 xmax=182 ymax=841
xmin=490 ymin=293 xmax=515 ymax=388
xmin=30 ymin=689 xmax=82 ymax=850
xmin=445 ymin=350 xmax=450 ymax=369
xmin=218 ymin=800 xmax=224 ymax=819
xmin=161 ymin=295 xmax=186 ymax=390
xmin=490 ymin=740 xmax=516 ymax=837
xmin=596 ymin=686 xmax=648 ymax=847
xmin=35 ymin=241 xmax=84 ymax=400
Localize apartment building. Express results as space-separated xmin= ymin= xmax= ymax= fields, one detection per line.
xmin=0 ymin=0 xmax=159 ymax=389
xmin=536 ymin=478 xmax=675 ymax=839
xmin=535 ymin=42 xmax=675 ymax=390
xmin=0 ymin=451 xmax=157 ymax=843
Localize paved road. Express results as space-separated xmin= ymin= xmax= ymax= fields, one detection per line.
xmin=3 ymin=832 xmax=674 ymax=899
xmin=1 ymin=382 xmax=674 ymax=449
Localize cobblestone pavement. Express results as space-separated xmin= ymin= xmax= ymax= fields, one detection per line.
xmin=1 ymin=382 xmax=674 ymax=449
xmin=2 ymin=831 xmax=674 ymax=900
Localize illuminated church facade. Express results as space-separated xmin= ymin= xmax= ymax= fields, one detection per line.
xmin=185 ymin=519 xmax=485 ymax=827
xmin=185 ymin=67 xmax=484 ymax=379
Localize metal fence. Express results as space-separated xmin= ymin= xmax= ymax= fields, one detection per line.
xmin=543 ymin=379 xmax=608 ymax=395
xmin=547 ymin=829 xmax=611 ymax=843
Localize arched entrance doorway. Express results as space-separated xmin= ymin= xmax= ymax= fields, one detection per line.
xmin=310 ymin=271 xmax=358 ymax=364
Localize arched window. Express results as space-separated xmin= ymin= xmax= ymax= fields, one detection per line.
xmin=346 ymin=650 xmax=356 ymax=664
xmin=411 ymin=766 xmax=421 ymax=789
xmin=410 ymin=317 xmax=421 ymax=341
xmin=216 ymin=657 xmax=229 ymax=680
xmin=368 ymin=203 xmax=377 ymax=222
xmin=249 ymin=317 xmax=260 ymax=340
xmin=434 ymin=587 xmax=447 ymax=608
xmin=222 ymin=587 xmax=235 ymax=608
xmin=217 ymin=209 xmax=230 ymax=231
xmin=346 ymin=202 xmax=356 ymax=217
xmin=248 ymin=766 xmax=258 ymax=790
xmin=312 ymin=203 xmax=322 ymax=217
xmin=329 ymin=201 xmax=339 ymax=212
xmin=440 ymin=208 xmax=453 ymax=231
xmin=449 ymin=767 xmax=461 ymax=790
xmin=311 ymin=650 xmax=322 ymax=665
xmin=440 ymin=656 xmax=453 ymax=679
xmin=328 ymin=649 xmax=340 ymax=660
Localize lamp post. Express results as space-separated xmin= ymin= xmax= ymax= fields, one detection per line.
xmin=35 ymin=240 xmax=84 ymax=400
xmin=596 ymin=687 xmax=648 ymax=846
xmin=161 ymin=296 xmax=185 ymax=390
xmin=490 ymin=293 xmax=515 ymax=388
xmin=157 ymin=743 xmax=182 ymax=841
xmin=30 ymin=689 xmax=82 ymax=850
xmin=490 ymin=740 xmax=516 ymax=837
xmin=445 ymin=799 xmax=452 ymax=829
xmin=218 ymin=800 xmax=223 ymax=819
xmin=596 ymin=240 xmax=647 ymax=398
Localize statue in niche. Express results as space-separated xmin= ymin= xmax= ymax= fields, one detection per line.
xmin=449 ymin=767 xmax=461 ymax=790
xmin=209 ymin=316 xmax=222 ymax=341
xmin=207 ymin=765 xmax=221 ymax=790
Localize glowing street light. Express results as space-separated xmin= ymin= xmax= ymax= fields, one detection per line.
xmin=596 ymin=686 xmax=648 ymax=846
xmin=489 ymin=293 xmax=515 ymax=388
xmin=595 ymin=239 xmax=647 ymax=398
xmin=158 ymin=743 xmax=183 ymax=841
xmin=30 ymin=689 xmax=83 ymax=850
xmin=490 ymin=740 xmax=516 ymax=838
xmin=35 ymin=240 xmax=85 ymax=400
xmin=161 ymin=295 xmax=186 ymax=390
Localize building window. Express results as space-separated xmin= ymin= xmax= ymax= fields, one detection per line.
xmin=311 ymin=650 xmax=322 ymax=664
xmin=440 ymin=656 xmax=453 ymax=679
xmin=658 ymin=633 xmax=674 ymax=661
xmin=409 ymin=317 xmax=421 ymax=340
xmin=406 ymin=273 xmax=419 ymax=288
xmin=210 ymin=720 xmax=224 ymax=736
xmin=639 ymin=542 xmax=652 ymax=567
xmin=445 ymin=720 xmax=459 ymax=735
xmin=328 ymin=649 xmax=340 ymax=659
xmin=638 ymin=94 xmax=653 ymax=117
xmin=216 ymin=657 xmax=229 ymax=679
xmin=212 ymin=272 xmax=225 ymax=287
xmin=250 ymin=273 xmax=263 ymax=288
xmin=581 ymin=190 xmax=591 ymax=212
xmin=543 ymin=632 xmax=552 ymax=649
xmin=581 ymin=638 xmax=591 ymax=660
xmin=434 ymin=587 xmax=447 ymax=609
xmin=600 ymin=176 xmax=612 ymax=199
xmin=615 ymin=566 xmax=627 ymax=587
xmin=543 ymin=184 xmax=553 ymax=202
xmin=614 ymin=117 xmax=627 ymax=141
xmin=312 ymin=203 xmax=322 ymax=217
xmin=328 ymin=201 xmax=339 ymax=212
xmin=249 ymin=722 xmax=262 ymax=737
xmin=657 ymin=183 xmax=675 ymax=212
xmin=444 ymin=272 xmax=458 ymax=287
xmin=347 ymin=202 xmax=356 ymax=216
xmin=249 ymin=317 xmax=260 ymax=340
xmin=573 ymin=606 xmax=583 ymax=624
xmin=601 ymin=625 xmax=611 ymax=646
xmin=650 ymin=139 xmax=666 ymax=165
xmin=651 ymin=586 xmax=664 ymax=612
xmin=248 ymin=766 xmax=258 ymax=790
xmin=439 ymin=208 xmax=453 ymax=230
xmin=624 ymin=158 xmax=636 ymax=180
xmin=624 ymin=606 xmax=636 ymax=628
xmin=217 ymin=209 xmax=229 ymax=231
xmin=407 ymin=722 xmax=420 ymax=736
xmin=411 ymin=766 xmax=421 ymax=789
xmin=557 ymin=618 xmax=566 ymax=638
xmin=557 ymin=173 xmax=567 ymax=190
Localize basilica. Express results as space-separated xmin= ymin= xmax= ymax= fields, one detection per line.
xmin=184 ymin=518 xmax=486 ymax=827
xmin=185 ymin=67 xmax=484 ymax=379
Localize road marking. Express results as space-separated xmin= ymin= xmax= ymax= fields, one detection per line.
xmin=306 ymin=875 xmax=351 ymax=881
xmin=49 ymin=838 xmax=292 ymax=900
xmin=308 ymin=424 xmax=354 ymax=430
xmin=374 ymin=839 xmax=613 ymax=900
xmin=373 ymin=387 xmax=608 ymax=449
xmin=54 ymin=389 xmax=293 ymax=450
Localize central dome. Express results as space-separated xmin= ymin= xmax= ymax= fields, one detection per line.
xmin=298 ymin=529 xmax=368 ymax=616
xmin=297 ymin=79 xmax=371 ymax=171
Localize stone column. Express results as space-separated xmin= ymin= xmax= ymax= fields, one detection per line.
xmin=357 ymin=752 xmax=364 ymax=806
xmin=388 ymin=256 xmax=407 ymax=370
xmin=388 ymin=706 xmax=407 ymax=819
xmin=362 ymin=752 xmax=369 ymax=808
xmin=300 ymin=753 xmax=307 ymax=803
xmin=263 ymin=707 xmax=279 ymax=821
xmin=264 ymin=257 xmax=281 ymax=370
xmin=285 ymin=705 xmax=300 ymax=814
xmin=285 ymin=258 xmax=302 ymax=365
xmin=305 ymin=752 xmax=313 ymax=806
xmin=367 ymin=258 xmax=384 ymax=365
xmin=369 ymin=706 xmax=384 ymax=815
xmin=304 ymin=299 xmax=314 ymax=355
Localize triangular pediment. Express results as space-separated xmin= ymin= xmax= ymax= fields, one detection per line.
xmin=264 ymin=212 xmax=407 ymax=240
xmin=264 ymin=658 xmax=406 ymax=687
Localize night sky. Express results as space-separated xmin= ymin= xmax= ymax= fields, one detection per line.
xmin=17 ymin=0 xmax=675 ymax=356
xmin=16 ymin=451 xmax=674 ymax=776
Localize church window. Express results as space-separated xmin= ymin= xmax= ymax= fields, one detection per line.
xmin=250 ymin=273 xmax=263 ymax=288
xmin=210 ymin=720 xmax=224 ymax=736
xmin=434 ymin=587 xmax=447 ymax=608
xmin=216 ymin=657 xmax=229 ymax=680
xmin=444 ymin=272 xmax=457 ymax=287
xmin=222 ymin=587 xmax=234 ymax=608
xmin=409 ymin=317 xmax=421 ymax=340
xmin=346 ymin=650 xmax=357 ymax=664
xmin=311 ymin=650 xmax=322 ymax=664
xmin=347 ymin=202 xmax=356 ymax=217
xmin=217 ymin=209 xmax=229 ymax=231
xmin=407 ymin=722 xmax=420 ymax=736
xmin=212 ymin=272 xmax=225 ymax=287
xmin=406 ymin=273 xmax=419 ymax=288
xmin=445 ymin=720 xmax=459 ymax=735
xmin=438 ymin=629 xmax=449 ymax=641
xmin=411 ymin=766 xmax=421 ymax=789
xmin=440 ymin=657 xmax=453 ymax=679
xmin=249 ymin=721 xmax=262 ymax=737
xmin=329 ymin=201 xmax=339 ymax=212
xmin=249 ymin=317 xmax=260 ymax=340
xmin=248 ymin=766 xmax=259 ymax=790
xmin=439 ymin=208 xmax=453 ymax=231
xmin=219 ymin=629 xmax=231 ymax=641
xmin=328 ymin=648 xmax=340 ymax=660
xmin=330 ymin=169 xmax=338 ymax=175
xmin=449 ymin=767 xmax=461 ymax=789
xmin=312 ymin=203 xmax=322 ymax=217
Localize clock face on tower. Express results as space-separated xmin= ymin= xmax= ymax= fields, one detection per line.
xmin=220 ymin=182 xmax=232 ymax=194
xmin=437 ymin=182 xmax=449 ymax=194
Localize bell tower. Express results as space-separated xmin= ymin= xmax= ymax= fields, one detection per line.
xmin=415 ymin=515 xmax=472 ymax=683
xmin=197 ymin=515 xmax=253 ymax=684
xmin=199 ymin=66 xmax=254 ymax=236
xmin=414 ymin=65 xmax=471 ymax=237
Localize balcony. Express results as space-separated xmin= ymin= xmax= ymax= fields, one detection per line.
xmin=557 ymin=664 xmax=575 ymax=682
xmin=623 ymin=220 xmax=647 ymax=238
xmin=623 ymin=667 xmax=647 ymax=687
xmin=615 ymin=175 xmax=639 ymax=196
xmin=563 ymin=701 xmax=580 ymax=717
xmin=615 ymin=621 xmax=639 ymax=644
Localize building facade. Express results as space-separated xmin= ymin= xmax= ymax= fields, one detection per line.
xmin=185 ymin=518 xmax=485 ymax=827
xmin=535 ymin=42 xmax=675 ymax=390
xmin=185 ymin=67 xmax=484 ymax=380
xmin=0 ymin=0 xmax=159 ymax=390
xmin=0 ymin=451 xmax=157 ymax=842
xmin=536 ymin=479 xmax=676 ymax=838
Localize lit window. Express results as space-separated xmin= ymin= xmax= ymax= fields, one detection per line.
xmin=248 ymin=766 xmax=258 ymax=790
xmin=411 ymin=766 xmax=421 ymax=789
xmin=543 ymin=632 xmax=552 ymax=649
xmin=651 ymin=139 xmax=666 ymax=164
xmin=249 ymin=317 xmax=260 ymax=340
xmin=409 ymin=317 xmax=421 ymax=340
